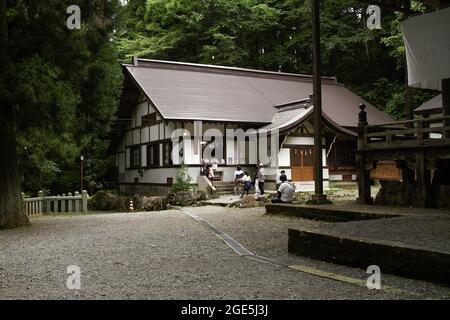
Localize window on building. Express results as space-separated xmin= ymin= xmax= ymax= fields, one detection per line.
xmin=146 ymin=143 xmax=159 ymax=167
xmin=162 ymin=141 xmax=173 ymax=166
xmin=142 ymin=113 xmax=157 ymax=126
xmin=130 ymin=146 xmax=140 ymax=168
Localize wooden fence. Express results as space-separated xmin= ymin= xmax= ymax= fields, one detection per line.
xmin=22 ymin=190 xmax=88 ymax=216
xmin=359 ymin=114 xmax=450 ymax=151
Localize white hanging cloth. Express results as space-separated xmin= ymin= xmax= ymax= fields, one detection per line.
xmin=401 ymin=6 xmax=450 ymax=91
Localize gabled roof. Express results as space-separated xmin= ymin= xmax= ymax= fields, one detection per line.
xmin=415 ymin=94 xmax=442 ymax=114
xmin=121 ymin=58 xmax=394 ymax=127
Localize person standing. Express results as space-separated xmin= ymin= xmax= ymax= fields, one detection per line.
xmin=256 ymin=163 xmax=265 ymax=195
xmin=279 ymin=170 xmax=287 ymax=183
xmin=240 ymin=171 xmax=252 ymax=198
xmin=234 ymin=166 xmax=244 ymax=195
xmin=254 ymin=164 xmax=260 ymax=195
xmin=207 ymin=164 xmax=215 ymax=186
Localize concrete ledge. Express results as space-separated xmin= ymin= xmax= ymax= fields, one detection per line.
xmin=266 ymin=204 xmax=399 ymax=222
xmin=288 ymin=228 xmax=450 ymax=285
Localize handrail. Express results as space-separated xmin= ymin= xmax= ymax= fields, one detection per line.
xmin=366 ymin=115 xmax=450 ymax=128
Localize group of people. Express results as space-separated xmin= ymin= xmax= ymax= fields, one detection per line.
xmin=233 ymin=165 xmax=295 ymax=203
xmin=202 ymin=159 xmax=295 ymax=203
xmin=233 ymin=163 xmax=266 ymax=198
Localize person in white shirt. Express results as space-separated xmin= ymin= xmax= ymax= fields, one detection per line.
xmin=240 ymin=172 xmax=252 ymax=198
xmin=272 ymin=174 xmax=295 ymax=203
xmin=234 ymin=166 xmax=244 ymax=195
xmin=253 ymin=164 xmax=260 ymax=195
xmin=256 ymin=163 xmax=265 ymax=195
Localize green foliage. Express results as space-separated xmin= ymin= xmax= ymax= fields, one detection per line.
xmin=116 ymin=0 xmax=439 ymax=121
xmin=2 ymin=0 xmax=123 ymax=195
xmin=88 ymin=190 xmax=128 ymax=211
xmin=171 ymin=164 xmax=192 ymax=193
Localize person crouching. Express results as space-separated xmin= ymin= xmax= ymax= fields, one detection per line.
xmin=271 ymin=174 xmax=295 ymax=203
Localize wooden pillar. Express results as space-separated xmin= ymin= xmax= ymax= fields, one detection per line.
xmin=415 ymin=151 xmax=430 ymax=208
xmin=311 ymin=0 xmax=325 ymax=200
xmin=442 ymin=78 xmax=450 ymax=139
xmin=416 ymin=151 xmax=431 ymax=208
xmin=356 ymin=103 xmax=372 ymax=204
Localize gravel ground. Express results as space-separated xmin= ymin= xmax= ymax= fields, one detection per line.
xmin=319 ymin=213 xmax=450 ymax=253
xmin=1 ymin=208 xmax=449 ymax=300
xmin=186 ymin=206 xmax=450 ymax=299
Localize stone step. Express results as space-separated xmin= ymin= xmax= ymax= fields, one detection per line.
xmin=214 ymin=186 xmax=234 ymax=190
xmin=213 ymin=182 xmax=234 ymax=186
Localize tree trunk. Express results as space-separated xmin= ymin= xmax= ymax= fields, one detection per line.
xmin=0 ymin=105 xmax=31 ymax=229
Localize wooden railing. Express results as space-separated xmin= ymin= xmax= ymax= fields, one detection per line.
xmin=22 ymin=190 xmax=88 ymax=216
xmin=358 ymin=103 xmax=450 ymax=151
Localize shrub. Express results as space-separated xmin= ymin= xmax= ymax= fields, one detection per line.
xmin=171 ymin=163 xmax=192 ymax=193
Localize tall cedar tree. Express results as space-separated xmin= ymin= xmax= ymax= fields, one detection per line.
xmin=0 ymin=0 xmax=121 ymax=229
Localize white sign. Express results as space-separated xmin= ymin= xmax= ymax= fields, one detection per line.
xmin=366 ymin=5 xmax=381 ymax=30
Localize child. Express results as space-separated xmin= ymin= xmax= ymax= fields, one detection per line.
xmin=240 ymin=171 xmax=252 ymax=198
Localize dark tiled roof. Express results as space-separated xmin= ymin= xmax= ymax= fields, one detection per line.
xmin=122 ymin=58 xmax=394 ymax=127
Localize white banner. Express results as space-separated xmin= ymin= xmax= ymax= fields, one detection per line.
xmin=401 ymin=7 xmax=450 ymax=90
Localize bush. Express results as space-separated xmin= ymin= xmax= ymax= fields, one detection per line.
xmin=171 ymin=164 xmax=192 ymax=193
xmin=88 ymin=191 xmax=127 ymax=211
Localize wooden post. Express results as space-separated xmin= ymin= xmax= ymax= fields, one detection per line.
xmin=442 ymin=78 xmax=450 ymax=139
xmin=415 ymin=151 xmax=430 ymax=207
xmin=82 ymin=190 xmax=88 ymax=214
xmin=356 ymin=103 xmax=372 ymax=204
xmin=310 ymin=0 xmax=327 ymax=203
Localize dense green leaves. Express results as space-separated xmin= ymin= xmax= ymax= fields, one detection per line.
xmin=116 ymin=0 xmax=438 ymax=120
xmin=2 ymin=0 xmax=122 ymax=195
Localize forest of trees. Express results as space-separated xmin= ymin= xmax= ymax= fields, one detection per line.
xmin=0 ymin=0 xmax=438 ymax=228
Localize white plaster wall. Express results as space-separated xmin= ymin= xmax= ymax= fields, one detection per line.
xmin=141 ymin=145 xmax=147 ymax=167
xmin=141 ymin=127 xmax=149 ymax=143
xmin=159 ymin=123 xmax=164 ymax=140
xmin=133 ymin=129 xmax=140 ymax=144
xmin=165 ymin=122 xmax=175 ymax=139
xmin=125 ymin=131 xmax=132 ymax=146
xmin=284 ymin=136 xmax=314 ymax=145
xmin=134 ymin=101 xmax=148 ymax=127
xmin=284 ymin=136 xmax=326 ymax=145
xmin=149 ymin=125 xmax=158 ymax=142
xmin=278 ymin=148 xmax=290 ymax=167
